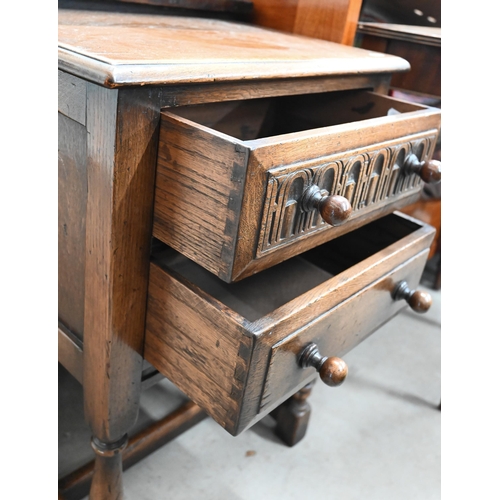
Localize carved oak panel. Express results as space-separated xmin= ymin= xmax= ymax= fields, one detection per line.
xmin=257 ymin=131 xmax=437 ymax=256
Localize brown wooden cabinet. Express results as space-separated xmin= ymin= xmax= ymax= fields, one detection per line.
xmin=58 ymin=5 xmax=440 ymax=499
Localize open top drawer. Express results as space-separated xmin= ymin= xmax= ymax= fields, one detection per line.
xmin=144 ymin=212 xmax=436 ymax=435
xmin=153 ymin=89 xmax=440 ymax=282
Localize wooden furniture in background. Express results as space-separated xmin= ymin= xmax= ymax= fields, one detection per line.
xmin=356 ymin=22 xmax=441 ymax=288
xmin=116 ymin=0 xmax=254 ymax=13
xmin=58 ymin=4 xmax=440 ymax=498
xmin=358 ymin=0 xmax=440 ymax=29
xmin=357 ymin=22 xmax=440 ymax=98
xmin=251 ymin=0 xmax=363 ymax=45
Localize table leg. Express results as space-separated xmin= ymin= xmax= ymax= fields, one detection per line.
xmin=272 ymin=381 xmax=315 ymax=447
xmin=81 ymin=83 xmax=162 ymax=498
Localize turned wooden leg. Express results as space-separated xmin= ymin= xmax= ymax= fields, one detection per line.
xmin=273 ymin=382 xmax=315 ymax=447
xmin=89 ymin=436 xmax=128 ymax=500
xmin=59 ymin=402 xmax=207 ymax=500
xmin=81 ymin=85 xmax=163 ymax=499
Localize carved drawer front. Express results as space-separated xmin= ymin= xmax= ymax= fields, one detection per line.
xmin=144 ymin=212 xmax=436 ymax=436
xmin=153 ymin=90 xmax=441 ymax=283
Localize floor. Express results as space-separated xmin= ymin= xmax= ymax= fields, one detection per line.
xmin=59 ymin=271 xmax=441 ymax=500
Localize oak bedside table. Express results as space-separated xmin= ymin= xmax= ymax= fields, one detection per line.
xmin=58 ymin=3 xmax=441 ymax=498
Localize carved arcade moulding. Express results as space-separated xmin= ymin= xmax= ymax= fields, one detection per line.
xmin=257 ymin=131 xmax=438 ymax=256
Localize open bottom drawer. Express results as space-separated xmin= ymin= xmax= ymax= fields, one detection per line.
xmin=144 ymin=212 xmax=436 ymax=435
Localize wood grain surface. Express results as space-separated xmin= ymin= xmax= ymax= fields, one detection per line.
xmin=83 ymin=83 xmax=162 ymax=443
xmin=261 ymin=250 xmax=429 ymax=412
xmin=144 ymin=261 xmax=254 ymax=433
xmin=153 ymin=90 xmax=440 ymax=281
xmin=57 ymin=6 xmax=435 ymax=495
xmin=58 ymin=111 xmax=87 ymax=338
xmin=155 ymin=73 xmax=392 ymax=108
xmin=252 ymin=0 xmax=363 ymax=46
xmin=58 ymin=8 xmax=409 ymax=87
xmin=153 ymin=112 xmax=249 ymax=280
xmin=145 ymin=213 xmax=435 ymax=434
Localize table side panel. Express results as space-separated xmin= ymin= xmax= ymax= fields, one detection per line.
xmin=58 ymin=111 xmax=88 ymax=339
xmin=58 ymin=70 xmax=87 ymax=125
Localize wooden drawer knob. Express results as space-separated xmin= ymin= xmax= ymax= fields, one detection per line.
xmin=392 ymin=280 xmax=432 ymax=313
xmin=301 ymin=185 xmax=352 ymax=226
xmin=404 ymin=153 xmax=441 ymax=184
xmin=299 ymin=343 xmax=348 ymax=387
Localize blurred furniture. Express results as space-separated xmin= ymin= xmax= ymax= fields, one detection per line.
xmin=357 ymin=21 xmax=441 ymax=289
xmin=251 ymin=0 xmax=363 ymax=45
xmin=357 ymin=22 xmax=440 ymax=98
xmin=358 ymin=0 xmax=440 ymax=27
xmin=116 ymin=0 xmax=254 ymax=13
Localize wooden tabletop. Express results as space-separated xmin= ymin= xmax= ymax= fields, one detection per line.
xmin=357 ymin=23 xmax=441 ymax=47
xmin=58 ymin=8 xmax=410 ymax=87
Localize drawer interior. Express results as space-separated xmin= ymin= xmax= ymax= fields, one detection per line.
xmin=151 ymin=213 xmax=422 ymax=322
xmin=166 ymin=89 xmax=431 ymax=141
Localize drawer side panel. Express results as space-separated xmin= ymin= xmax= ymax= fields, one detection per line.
xmin=144 ymin=262 xmax=253 ymax=434
xmin=153 ymin=113 xmax=249 ymax=281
